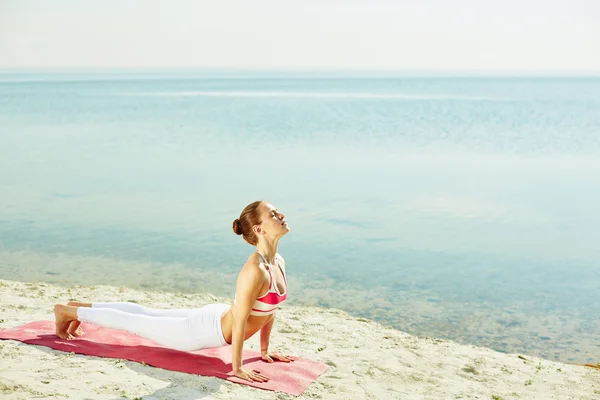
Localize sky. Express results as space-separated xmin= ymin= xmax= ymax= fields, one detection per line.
xmin=0 ymin=0 xmax=599 ymax=71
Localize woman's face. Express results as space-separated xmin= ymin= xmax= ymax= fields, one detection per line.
xmin=258 ymin=203 xmax=289 ymax=236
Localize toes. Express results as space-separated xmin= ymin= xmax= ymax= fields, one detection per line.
xmin=70 ymin=328 xmax=84 ymax=336
xmin=59 ymin=332 xmax=75 ymax=340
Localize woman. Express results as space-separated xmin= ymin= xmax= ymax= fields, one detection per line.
xmin=53 ymin=200 xmax=294 ymax=383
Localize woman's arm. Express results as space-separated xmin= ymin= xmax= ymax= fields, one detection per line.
xmin=260 ymin=314 xmax=294 ymax=363
xmin=231 ymin=260 xmax=269 ymax=382
xmin=260 ymin=315 xmax=274 ymax=356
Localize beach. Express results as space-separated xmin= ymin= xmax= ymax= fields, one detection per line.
xmin=1 ymin=278 xmax=599 ymax=400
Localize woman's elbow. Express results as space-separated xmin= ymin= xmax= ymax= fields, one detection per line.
xmin=231 ymin=305 xmax=251 ymax=325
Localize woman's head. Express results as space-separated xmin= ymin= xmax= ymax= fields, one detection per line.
xmin=233 ymin=200 xmax=289 ymax=246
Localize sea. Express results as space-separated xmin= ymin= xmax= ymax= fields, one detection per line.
xmin=1 ymin=70 xmax=599 ymax=364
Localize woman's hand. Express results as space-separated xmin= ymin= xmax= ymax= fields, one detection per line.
xmin=234 ymin=367 xmax=270 ymax=383
xmin=261 ymin=351 xmax=295 ymax=363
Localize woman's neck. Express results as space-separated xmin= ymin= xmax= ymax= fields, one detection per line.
xmin=256 ymin=237 xmax=280 ymax=264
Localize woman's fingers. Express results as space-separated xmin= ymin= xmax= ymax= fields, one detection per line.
xmin=272 ymin=353 xmax=294 ymax=362
xmin=234 ymin=368 xmax=269 ymax=383
xmin=251 ymin=370 xmax=269 ymax=382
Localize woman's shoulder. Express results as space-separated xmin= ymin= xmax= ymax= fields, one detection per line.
xmin=244 ymin=252 xmax=266 ymax=269
xmin=237 ymin=253 xmax=269 ymax=285
xmin=242 ymin=252 xmax=276 ymax=275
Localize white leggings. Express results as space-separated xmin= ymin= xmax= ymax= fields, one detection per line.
xmin=76 ymin=302 xmax=230 ymax=351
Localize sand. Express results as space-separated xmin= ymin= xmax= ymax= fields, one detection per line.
xmin=0 ymin=278 xmax=599 ymax=400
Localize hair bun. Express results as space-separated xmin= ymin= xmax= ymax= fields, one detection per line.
xmin=232 ymin=219 xmax=243 ymax=235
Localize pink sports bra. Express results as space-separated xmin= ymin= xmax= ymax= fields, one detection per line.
xmin=234 ymin=252 xmax=288 ymax=316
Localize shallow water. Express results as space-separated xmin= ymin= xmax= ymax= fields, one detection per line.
xmin=1 ymin=71 xmax=599 ymax=363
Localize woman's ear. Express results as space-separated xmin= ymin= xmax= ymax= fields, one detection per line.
xmin=252 ymin=224 xmax=262 ymax=235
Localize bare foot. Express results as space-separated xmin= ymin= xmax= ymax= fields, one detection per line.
xmin=54 ymin=304 xmax=75 ymax=340
xmin=67 ymin=302 xmax=89 ymax=336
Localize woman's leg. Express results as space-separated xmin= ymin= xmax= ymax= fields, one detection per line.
xmin=54 ymin=304 xmax=205 ymax=351
xmin=66 ymin=301 xmax=196 ymax=336
xmin=90 ymin=302 xmax=196 ymax=317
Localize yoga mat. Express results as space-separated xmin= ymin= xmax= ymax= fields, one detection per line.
xmin=0 ymin=321 xmax=329 ymax=396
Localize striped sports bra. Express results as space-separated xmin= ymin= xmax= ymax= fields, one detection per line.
xmin=235 ymin=252 xmax=288 ymax=316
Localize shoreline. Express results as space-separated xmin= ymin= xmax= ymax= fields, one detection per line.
xmin=1 ymin=278 xmax=599 ymax=399
xmin=0 ymin=249 xmax=596 ymax=365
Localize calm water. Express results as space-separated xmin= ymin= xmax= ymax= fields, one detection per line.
xmin=1 ymin=70 xmax=599 ymax=363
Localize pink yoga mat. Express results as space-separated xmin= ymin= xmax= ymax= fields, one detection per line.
xmin=0 ymin=321 xmax=329 ymax=396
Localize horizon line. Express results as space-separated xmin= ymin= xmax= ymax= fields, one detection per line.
xmin=1 ymin=67 xmax=599 ymax=78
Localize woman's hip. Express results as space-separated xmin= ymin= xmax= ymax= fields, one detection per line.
xmin=188 ymin=303 xmax=230 ymax=349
